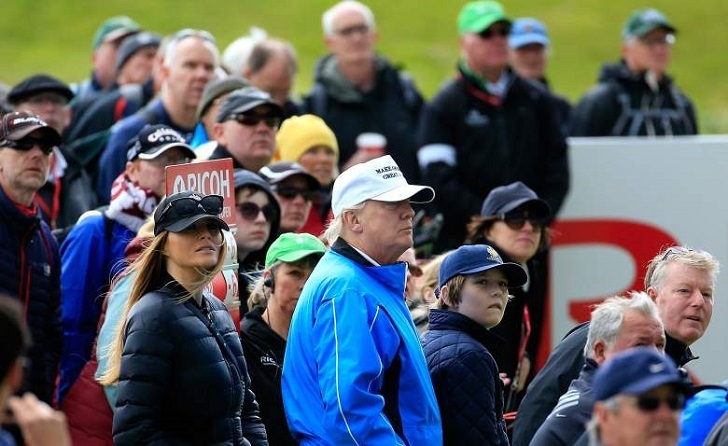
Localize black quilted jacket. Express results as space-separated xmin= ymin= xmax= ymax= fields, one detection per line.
xmin=113 ymin=277 xmax=268 ymax=445
xmin=421 ymin=309 xmax=509 ymax=445
xmin=0 ymin=186 xmax=62 ymax=404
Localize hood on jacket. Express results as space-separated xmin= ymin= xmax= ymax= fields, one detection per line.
xmin=313 ymin=53 xmax=395 ymax=104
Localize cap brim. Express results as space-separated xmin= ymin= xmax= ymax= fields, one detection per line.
xmin=103 ymin=28 xmax=139 ymax=44
xmin=465 ymin=16 xmax=512 ymax=34
xmin=373 ymin=184 xmax=435 ymax=204
xmin=163 ymin=214 xmax=229 ymax=234
xmin=459 ymin=262 xmax=528 ymax=288
xmin=137 ymin=143 xmax=197 ymax=161
xmin=509 ymin=34 xmax=549 ymax=49
xmin=7 ymin=124 xmax=62 ymax=146
xmin=500 ymin=197 xmax=551 ymax=218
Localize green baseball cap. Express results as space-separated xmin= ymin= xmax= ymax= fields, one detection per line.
xmin=92 ymin=16 xmax=141 ymax=50
xmin=457 ymin=1 xmax=511 ymax=36
xmin=265 ymin=233 xmax=327 ymax=269
xmin=622 ymin=8 xmax=677 ymax=40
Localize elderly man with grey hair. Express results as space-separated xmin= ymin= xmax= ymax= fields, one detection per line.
xmin=513 ymin=246 xmax=719 ymax=445
xmin=302 ymin=0 xmax=424 ymax=182
xmin=530 ymin=292 xmax=666 ymax=445
xmin=282 ymin=155 xmax=442 ymax=445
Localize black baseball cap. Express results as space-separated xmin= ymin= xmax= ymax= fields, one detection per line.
xmin=480 ymin=181 xmax=551 ymax=218
xmin=7 ymin=74 xmax=74 ymax=105
xmin=126 ymin=124 xmax=196 ymax=162
xmin=216 ymin=86 xmax=283 ymax=123
xmin=153 ymin=190 xmax=229 ymax=236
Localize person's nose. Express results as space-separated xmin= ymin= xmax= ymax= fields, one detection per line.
xmin=401 ymin=202 xmax=414 ymax=219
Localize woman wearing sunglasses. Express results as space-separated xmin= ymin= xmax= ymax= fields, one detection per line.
xmin=98 ymin=191 xmax=267 ymax=445
xmin=241 ymin=232 xmax=326 ymax=446
xmin=465 ymin=181 xmax=551 ymax=413
xmin=233 ymin=169 xmax=281 ymax=314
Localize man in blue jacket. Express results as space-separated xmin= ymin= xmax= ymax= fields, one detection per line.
xmin=282 ymin=155 xmax=442 ymax=445
xmin=0 ymin=112 xmax=63 ymax=405
xmin=58 ymin=124 xmax=195 ymax=403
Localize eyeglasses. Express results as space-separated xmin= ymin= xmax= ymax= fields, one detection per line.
xmin=639 ymin=33 xmax=676 ymax=47
xmin=633 ymin=393 xmax=685 ymax=412
xmin=335 ymin=24 xmax=370 ymax=37
xmin=231 ymin=114 xmax=281 ymax=130
xmin=0 ymin=137 xmax=55 ymax=155
xmin=660 ymin=246 xmax=693 ymax=261
xmin=273 ymin=186 xmax=316 ymax=202
xmin=498 ymin=213 xmax=547 ymax=231
xmin=159 ymin=194 xmax=224 ymax=222
xmin=478 ymin=25 xmax=511 ymax=40
xmin=172 ymin=28 xmax=216 ymax=44
xmin=236 ymin=202 xmax=277 ymax=222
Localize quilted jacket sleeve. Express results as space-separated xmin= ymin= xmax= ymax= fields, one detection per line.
xmin=112 ymin=297 xmax=174 ymax=445
xmin=432 ymin=350 xmax=508 ymax=446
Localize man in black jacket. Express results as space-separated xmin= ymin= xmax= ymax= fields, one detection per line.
xmin=0 ymin=112 xmax=63 ymax=405
xmin=570 ymin=8 xmax=697 ymax=136
xmin=418 ymin=1 xmax=569 ymax=252
xmin=513 ymin=246 xmax=719 ymax=445
xmin=302 ymin=0 xmax=424 ymax=182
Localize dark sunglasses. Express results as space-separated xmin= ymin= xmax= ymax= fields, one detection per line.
xmin=274 ymin=186 xmax=316 ymax=202
xmin=237 ymin=202 xmax=277 ymax=222
xmin=499 ymin=213 xmax=547 ymax=231
xmin=160 ymin=194 xmax=224 ymax=221
xmin=0 ymin=137 xmax=55 ymax=155
xmin=231 ymin=114 xmax=281 ymax=130
xmin=634 ymin=393 xmax=685 ymax=412
xmin=479 ymin=25 xmax=511 ymax=39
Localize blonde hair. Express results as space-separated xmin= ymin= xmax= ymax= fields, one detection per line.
xmin=98 ymin=229 xmax=226 ymax=386
xmin=418 ymin=251 xmax=451 ymax=304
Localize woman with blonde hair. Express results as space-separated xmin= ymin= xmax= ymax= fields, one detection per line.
xmin=98 ymin=191 xmax=267 ymax=445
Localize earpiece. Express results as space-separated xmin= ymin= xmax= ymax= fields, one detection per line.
xmin=264 ymin=276 xmax=275 ymax=292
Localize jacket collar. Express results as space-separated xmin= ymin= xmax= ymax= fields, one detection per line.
xmin=665 ymin=332 xmax=697 ymax=366
xmin=428 ymin=309 xmax=505 ymax=348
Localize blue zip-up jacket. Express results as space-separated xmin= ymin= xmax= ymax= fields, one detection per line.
xmin=0 ymin=186 xmax=62 ymax=404
xmin=58 ymin=211 xmax=135 ymax=403
xmin=282 ymin=239 xmax=442 ymax=445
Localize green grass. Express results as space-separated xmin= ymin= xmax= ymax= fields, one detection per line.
xmin=4 ymin=0 xmax=727 ymax=132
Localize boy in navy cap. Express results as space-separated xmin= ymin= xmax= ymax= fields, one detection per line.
xmin=421 ymin=244 xmax=527 ymax=445
xmin=587 ymin=347 xmax=689 ymax=446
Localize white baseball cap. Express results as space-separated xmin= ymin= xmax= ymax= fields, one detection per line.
xmin=331 ymin=155 xmax=435 ymax=217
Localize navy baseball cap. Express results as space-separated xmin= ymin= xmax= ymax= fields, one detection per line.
xmin=509 ymin=18 xmax=549 ymax=49
xmin=7 ymin=74 xmax=74 ymax=105
xmin=594 ymin=348 xmax=689 ymax=401
xmin=438 ymin=244 xmax=527 ymax=289
xmin=480 ymin=181 xmax=551 ymax=218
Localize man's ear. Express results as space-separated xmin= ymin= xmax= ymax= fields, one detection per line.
xmin=343 ymin=208 xmax=363 ymax=233
xmin=212 ymin=122 xmax=226 ymax=144
xmin=593 ymin=340 xmax=608 ymax=365
xmin=646 ymin=286 xmax=658 ymax=302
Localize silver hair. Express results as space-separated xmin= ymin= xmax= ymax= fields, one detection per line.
xmin=644 ymin=246 xmax=719 ymax=292
xmin=586 ymin=397 xmax=621 ymax=444
xmin=163 ymin=31 xmax=220 ymax=69
xmin=583 ymin=291 xmax=663 ymax=359
xmin=322 ymin=0 xmax=376 ymax=36
xmin=323 ymin=202 xmax=366 ymax=244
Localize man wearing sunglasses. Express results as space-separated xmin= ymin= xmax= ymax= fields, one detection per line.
xmin=207 ymin=86 xmax=284 ymax=172
xmin=58 ymin=124 xmax=195 ymax=404
xmin=570 ymin=9 xmax=697 ymax=137
xmin=0 ymin=111 xmax=63 ymax=406
xmin=259 ymin=161 xmax=319 ymax=234
xmin=585 ymin=347 xmax=690 ymax=446
xmin=418 ymin=0 xmax=568 ymax=252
